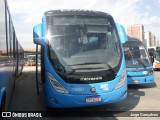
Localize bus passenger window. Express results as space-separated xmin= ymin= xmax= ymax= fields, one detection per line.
xmin=100 ymin=37 xmax=106 ymax=49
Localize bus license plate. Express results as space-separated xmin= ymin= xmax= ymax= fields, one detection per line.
xmin=86 ymin=96 xmax=101 ymax=103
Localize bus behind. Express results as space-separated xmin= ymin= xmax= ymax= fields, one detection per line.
xmin=123 ymin=37 xmax=154 ymax=85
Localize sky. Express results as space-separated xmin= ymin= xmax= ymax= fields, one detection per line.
xmin=7 ymin=0 xmax=160 ymax=48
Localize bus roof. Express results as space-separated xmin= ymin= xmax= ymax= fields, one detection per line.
xmin=147 ymin=46 xmax=160 ymax=51
xmin=44 ymin=9 xmax=111 ymax=17
xmin=123 ymin=37 xmax=142 ymax=46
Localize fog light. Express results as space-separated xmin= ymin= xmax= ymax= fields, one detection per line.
xmin=50 ymin=98 xmax=57 ymax=103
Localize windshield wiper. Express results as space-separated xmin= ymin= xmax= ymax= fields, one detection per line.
xmin=69 ymin=62 xmax=105 ymax=66
xmin=54 ymin=63 xmax=66 ymax=73
xmin=65 ymin=67 xmax=107 ymax=76
xmin=105 ymin=63 xmax=116 ymax=75
xmin=135 ymin=58 xmax=146 ymax=70
xmin=66 ymin=69 xmax=76 ymax=76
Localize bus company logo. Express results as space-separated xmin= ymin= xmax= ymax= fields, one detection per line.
xmin=90 ymin=87 xmax=96 ymax=93
xmin=80 ymin=77 xmax=102 ymax=81
xmin=132 ymin=60 xmax=137 ymax=66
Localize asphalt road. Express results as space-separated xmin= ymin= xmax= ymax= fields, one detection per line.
xmin=6 ymin=66 xmax=160 ymax=120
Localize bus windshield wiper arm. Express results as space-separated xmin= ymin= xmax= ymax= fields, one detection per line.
xmin=66 ymin=69 xmax=76 ymax=76
xmin=69 ymin=62 xmax=105 ymax=66
xmin=105 ymin=63 xmax=116 ymax=75
xmin=54 ymin=63 xmax=66 ymax=73
xmin=135 ymin=58 xmax=146 ymax=70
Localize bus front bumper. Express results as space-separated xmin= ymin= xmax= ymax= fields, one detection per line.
xmin=127 ymin=74 xmax=154 ymax=85
xmin=44 ymin=84 xmax=127 ymax=108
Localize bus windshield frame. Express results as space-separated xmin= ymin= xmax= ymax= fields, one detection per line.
xmin=46 ymin=15 xmax=122 ymax=82
xmin=123 ymin=41 xmax=151 ymax=68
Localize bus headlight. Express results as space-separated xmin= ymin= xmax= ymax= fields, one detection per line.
xmin=115 ymin=69 xmax=126 ymax=89
xmin=148 ymin=69 xmax=153 ymax=75
xmin=48 ymin=72 xmax=69 ymax=94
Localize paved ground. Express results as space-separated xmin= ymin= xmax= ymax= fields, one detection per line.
xmin=6 ymin=66 xmax=160 ymax=120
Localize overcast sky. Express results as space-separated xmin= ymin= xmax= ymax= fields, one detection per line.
xmin=7 ymin=0 xmax=160 ymax=48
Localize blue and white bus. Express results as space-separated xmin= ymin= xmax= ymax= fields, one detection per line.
xmin=123 ymin=37 xmax=154 ymax=84
xmin=33 ymin=10 xmax=128 ymax=108
xmin=0 ymin=0 xmax=24 ymax=112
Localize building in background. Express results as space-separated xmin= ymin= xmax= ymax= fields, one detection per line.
xmin=127 ymin=24 xmax=144 ymax=43
xmin=144 ymin=31 xmax=157 ymax=47
xmin=127 ymin=24 xmax=160 ymax=47
xmin=144 ymin=31 xmax=152 ymax=47
xmin=151 ymin=34 xmax=156 ymax=46
xmin=157 ymin=39 xmax=160 ymax=46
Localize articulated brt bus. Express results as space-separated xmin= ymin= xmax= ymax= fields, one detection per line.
xmin=123 ymin=37 xmax=154 ymax=84
xmin=148 ymin=46 xmax=160 ymax=70
xmin=33 ymin=10 xmax=127 ymax=108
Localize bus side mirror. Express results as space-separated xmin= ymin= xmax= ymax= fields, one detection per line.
xmin=116 ymin=23 xmax=128 ymax=44
xmin=33 ymin=23 xmax=44 ymax=45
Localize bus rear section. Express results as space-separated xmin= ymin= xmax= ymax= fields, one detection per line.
xmin=33 ymin=10 xmax=127 ymax=108
xmin=123 ymin=37 xmax=154 ymax=85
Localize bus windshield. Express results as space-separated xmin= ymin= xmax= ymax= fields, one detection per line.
xmin=156 ymin=51 xmax=160 ymax=59
xmin=46 ymin=16 xmax=121 ymax=75
xmin=123 ymin=40 xmax=151 ymax=68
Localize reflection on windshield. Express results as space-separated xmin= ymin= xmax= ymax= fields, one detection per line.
xmin=47 ymin=16 xmax=121 ymax=73
xmin=124 ymin=43 xmax=151 ymax=68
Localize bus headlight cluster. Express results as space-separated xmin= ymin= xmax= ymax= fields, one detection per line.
xmin=48 ymin=72 xmax=69 ymax=94
xmin=148 ymin=69 xmax=154 ymax=76
xmin=115 ymin=68 xmax=126 ymax=89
